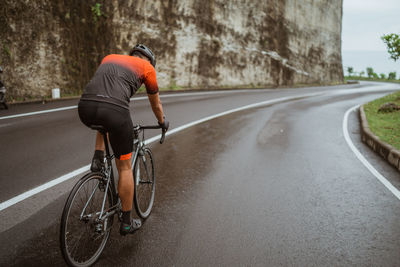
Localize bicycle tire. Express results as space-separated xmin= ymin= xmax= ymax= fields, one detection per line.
xmin=133 ymin=147 xmax=155 ymax=219
xmin=60 ymin=172 xmax=113 ymax=267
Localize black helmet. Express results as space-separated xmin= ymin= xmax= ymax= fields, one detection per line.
xmin=129 ymin=44 xmax=156 ymax=67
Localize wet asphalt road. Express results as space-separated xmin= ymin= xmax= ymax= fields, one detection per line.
xmin=1 ymin=82 xmax=400 ymax=266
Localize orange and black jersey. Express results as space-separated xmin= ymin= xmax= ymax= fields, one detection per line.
xmin=81 ymin=54 xmax=159 ymax=110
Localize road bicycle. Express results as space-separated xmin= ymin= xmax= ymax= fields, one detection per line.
xmin=60 ymin=124 xmax=166 ymax=266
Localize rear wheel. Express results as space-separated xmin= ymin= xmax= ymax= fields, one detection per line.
xmin=60 ymin=173 xmax=113 ymax=267
xmin=133 ymin=147 xmax=155 ymax=219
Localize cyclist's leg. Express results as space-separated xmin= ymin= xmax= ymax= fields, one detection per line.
xmin=78 ymin=100 xmax=106 ymax=171
xmin=95 ymin=131 xmax=106 ymax=151
xmin=114 ymin=157 xmax=141 ymax=235
xmin=116 ymin=158 xmax=134 ymax=211
xmin=107 ymin=112 xmax=141 ymax=234
xmin=89 ymin=131 xmax=106 ymax=171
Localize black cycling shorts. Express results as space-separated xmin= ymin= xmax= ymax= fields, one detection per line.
xmin=78 ymin=100 xmax=133 ymax=160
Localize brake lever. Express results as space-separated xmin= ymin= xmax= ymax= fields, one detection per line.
xmin=159 ymin=129 xmax=166 ymax=144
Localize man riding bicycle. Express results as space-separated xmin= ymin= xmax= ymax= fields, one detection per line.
xmin=78 ymin=44 xmax=169 ymax=235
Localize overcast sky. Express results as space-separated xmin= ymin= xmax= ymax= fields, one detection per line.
xmin=342 ymin=0 xmax=400 ymax=51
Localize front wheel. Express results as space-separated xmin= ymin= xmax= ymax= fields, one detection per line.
xmin=133 ymin=147 xmax=155 ymax=219
xmin=60 ymin=172 xmax=113 ymax=267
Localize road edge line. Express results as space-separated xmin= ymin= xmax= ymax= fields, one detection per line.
xmin=0 ymin=165 xmax=90 ymax=211
xmin=343 ymin=105 xmax=400 ymax=200
xmin=0 ymin=89 xmax=270 ymax=121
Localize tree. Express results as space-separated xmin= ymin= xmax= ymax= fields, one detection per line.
xmin=347 ymin=67 xmax=354 ymax=77
xmin=388 ymin=72 xmax=397 ymax=80
xmin=366 ymin=67 xmax=375 ymax=78
xmin=380 ymin=73 xmax=386 ymax=79
xmin=381 ymin=33 xmax=400 ymax=61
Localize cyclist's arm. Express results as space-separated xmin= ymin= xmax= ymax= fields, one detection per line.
xmin=147 ymin=93 xmax=165 ymax=123
xmin=144 ymin=63 xmax=165 ymax=123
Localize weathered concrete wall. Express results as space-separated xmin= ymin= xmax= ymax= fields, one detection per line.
xmin=0 ymin=0 xmax=343 ymax=100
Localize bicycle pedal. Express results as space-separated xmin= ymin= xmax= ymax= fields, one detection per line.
xmin=95 ymin=224 xmax=103 ymax=233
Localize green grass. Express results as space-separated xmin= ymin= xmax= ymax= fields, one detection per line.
xmin=363 ymin=90 xmax=400 ymax=150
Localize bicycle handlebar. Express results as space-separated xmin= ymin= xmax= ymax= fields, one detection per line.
xmin=138 ymin=125 xmax=167 ymax=144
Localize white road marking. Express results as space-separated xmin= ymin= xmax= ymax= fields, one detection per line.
xmin=0 ymin=166 xmax=90 ymax=211
xmin=0 ymin=106 xmax=78 ymax=120
xmin=0 ymin=92 xmax=319 ymax=211
xmin=0 ymin=89 xmax=269 ymax=121
xmin=343 ymin=105 xmax=400 ymax=200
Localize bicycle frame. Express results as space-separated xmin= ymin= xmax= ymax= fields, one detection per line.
xmin=131 ymin=128 xmax=146 ymax=187
xmin=80 ymin=125 xmax=164 ymax=226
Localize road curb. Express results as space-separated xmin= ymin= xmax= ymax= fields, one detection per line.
xmin=359 ymin=105 xmax=400 ymax=172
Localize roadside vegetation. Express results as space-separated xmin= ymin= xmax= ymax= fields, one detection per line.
xmin=344 ymin=66 xmax=400 ymax=83
xmin=358 ymin=32 xmax=400 ymax=150
xmin=363 ymin=90 xmax=400 ymax=150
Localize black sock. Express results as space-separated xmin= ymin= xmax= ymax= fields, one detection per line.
xmin=94 ymin=150 xmax=104 ymax=160
xmin=121 ymin=210 xmax=131 ymax=224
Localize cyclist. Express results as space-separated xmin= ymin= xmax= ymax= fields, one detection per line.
xmin=78 ymin=44 xmax=169 ymax=236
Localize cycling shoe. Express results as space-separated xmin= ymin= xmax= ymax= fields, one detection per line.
xmin=120 ymin=219 xmax=142 ymax=236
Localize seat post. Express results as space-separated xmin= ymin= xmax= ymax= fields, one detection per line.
xmin=101 ymin=131 xmax=111 ymax=161
xmin=94 ymin=128 xmax=117 ymax=201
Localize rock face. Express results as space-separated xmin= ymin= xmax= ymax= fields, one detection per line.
xmin=0 ymin=0 xmax=343 ymax=100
